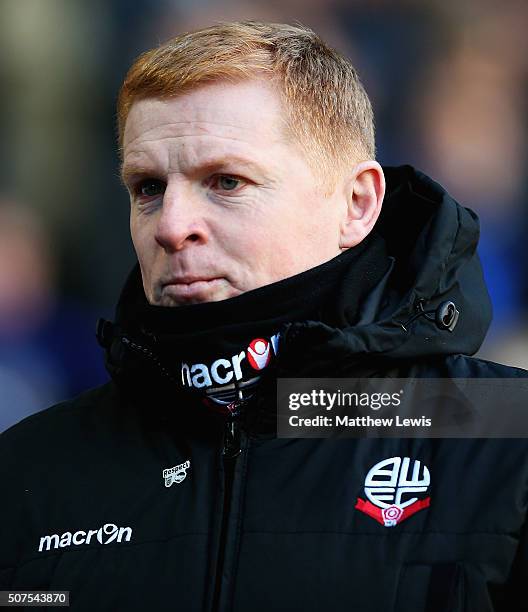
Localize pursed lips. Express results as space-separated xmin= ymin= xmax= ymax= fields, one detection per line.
xmin=160 ymin=277 xmax=225 ymax=301
xmin=162 ymin=276 xmax=221 ymax=285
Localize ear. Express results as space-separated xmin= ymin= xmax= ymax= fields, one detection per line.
xmin=339 ymin=161 xmax=385 ymax=249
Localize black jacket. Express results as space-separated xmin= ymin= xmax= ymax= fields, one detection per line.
xmin=1 ymin=166 xmax=527 ymax=612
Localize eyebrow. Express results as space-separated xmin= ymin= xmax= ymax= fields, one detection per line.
xmin=120 ymin=155 xmax=266 ymax=185
xmin=120 ymin=165 xmax=158 ymax=186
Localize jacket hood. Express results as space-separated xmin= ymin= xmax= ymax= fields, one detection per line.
xmin=277 ymin=165 xmax=492 ymax=373
xmin=99 ymin=165 xmax=492 ymax=385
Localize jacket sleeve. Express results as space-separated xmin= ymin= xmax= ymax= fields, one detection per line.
xmin=0 ymin=425 xmax=27 ymax=589
xmin=490 ymin=502 xmax=528 ymax=611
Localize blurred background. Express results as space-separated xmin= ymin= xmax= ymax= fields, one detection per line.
xmin=0 ymin=0 xmax=527 ymax=431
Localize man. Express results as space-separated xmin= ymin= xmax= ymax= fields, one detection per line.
xmin=1 ymin=21 xmax=527 ymax=612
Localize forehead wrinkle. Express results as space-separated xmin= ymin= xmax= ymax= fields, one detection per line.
xmin=125 ymin=128 xmax=284 ymax=177
xmin=124 ymin=135 xmax=268 ymax=174
xmin=174 ymin=155 xmax=269 ymax=178
xmin=126 ymin=132 xmax=265 ymax=151
xmin=124 ymin=117 xmax=283 ymax=150
xmin=169 ymin=141 xmax=275 ymax=179
xmin=122 ymin=144 xmax=274 ymax=182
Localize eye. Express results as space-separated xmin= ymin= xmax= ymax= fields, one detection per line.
xmin=218 ymin=176 xmax=240 ymax=191
xmin=136 ymin=179 xmax=165 ymax=198
xmin=212 ymin=175 xmax=243 ymax=192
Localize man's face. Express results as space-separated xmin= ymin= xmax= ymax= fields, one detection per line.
xmin=122 ymin=79 xmax=347 ymax=306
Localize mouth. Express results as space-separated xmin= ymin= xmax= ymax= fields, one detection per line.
xmin=160 ymin=277 xmax=225 ymax=303
xmin=165 ymin=276 xmax=218 ymax=285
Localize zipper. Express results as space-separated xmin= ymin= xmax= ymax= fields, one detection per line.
xmin=120 ymin=330 xmax=247 ymax=610
xmin=211 ymin=413 xmax=243 ymax=612
xmin=120 ymin=336 xmax=178 ymax=382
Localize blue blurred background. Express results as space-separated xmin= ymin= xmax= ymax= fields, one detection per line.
xmin=1 ymin=0 xmax=527 ymax=431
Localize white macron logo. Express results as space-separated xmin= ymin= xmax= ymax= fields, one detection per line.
xmin=163 ymin=460 xmax=190 ymax=487
xmin=38 ymin=523 xmax=132 ymax=552
xmin=181 ymin=333 xmax=280 ymax=390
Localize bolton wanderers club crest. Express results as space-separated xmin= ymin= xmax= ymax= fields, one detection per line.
xmin=355 ymin=456 xmax=431 ymax=527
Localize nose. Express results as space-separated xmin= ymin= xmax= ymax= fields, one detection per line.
xmin=154 ymin=186 xmax=209 ymax=252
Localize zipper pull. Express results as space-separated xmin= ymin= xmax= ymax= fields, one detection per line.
xmin=222 ymin=392 xmax=245 ymax=459
xmin=222 ymin=418 xmax=241 ymax=459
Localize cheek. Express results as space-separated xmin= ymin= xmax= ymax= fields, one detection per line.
xmin=249 ymin=228 xmax=305 ymax=278
xmin=132 ymin=230 xmax=160 ymax=303
xmin=130 ymin=220 xmax=157 ymax=272
xmin=262 ymin=203 xmax=340 ymax=271
xmin=130 ymin=225 xmax=144 ymax=258
xmin=226 ymin=203 xmax=316 ymax=273
xmin=215 ymin=219 xmax=287 ymax=280
xmin=129 ymin=213 xmax=141 ymax=250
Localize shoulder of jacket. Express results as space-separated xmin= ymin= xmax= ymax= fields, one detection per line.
xmin=0 ymin=382 xmax=119 ymax=455
xmin=443 ymin=354 xmax=528 ymax=378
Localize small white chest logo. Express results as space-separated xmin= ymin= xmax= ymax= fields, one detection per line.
xmin=163 ymin=460 xmax=191 ymax=487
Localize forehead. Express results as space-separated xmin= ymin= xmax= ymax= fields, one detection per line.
xmin=122 ymin=79 xmax=287 ymax=154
